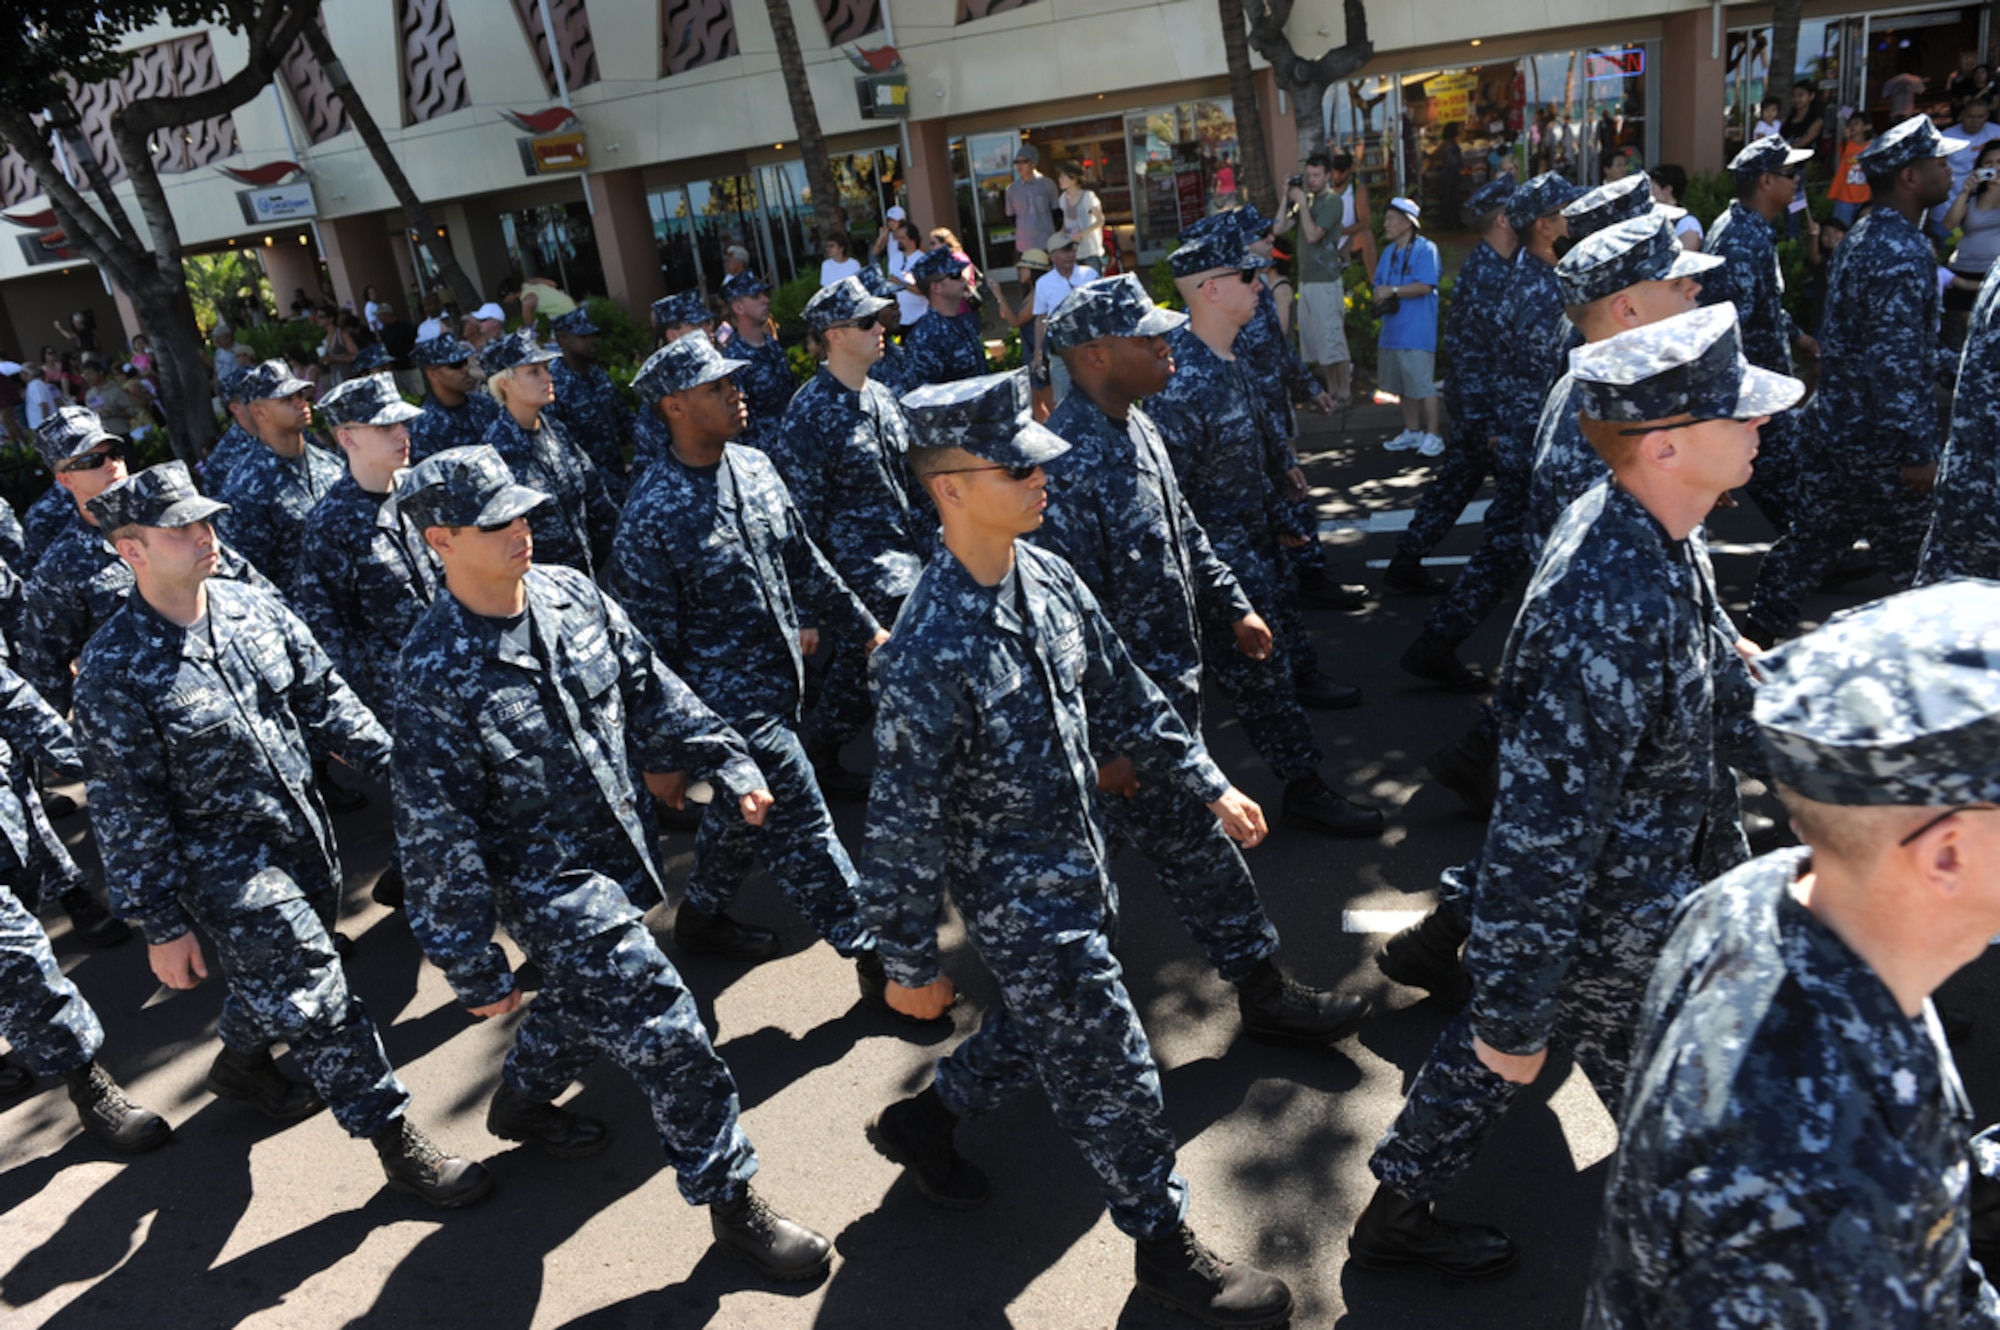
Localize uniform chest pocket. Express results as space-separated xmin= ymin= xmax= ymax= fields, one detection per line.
xmin=161 ymin=683 xmax=241 ymax=752
xmin=479 ymin=688 xmax=555 ymax=769
xmin=568 ymin=623 xmax=621 ymax=700
xmin=239 ymin=633 xmax=296 ymax=693
xmin=1049 ymin=626 xmax=1086 ymax=692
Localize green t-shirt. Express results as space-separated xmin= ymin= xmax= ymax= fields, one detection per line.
xmin=1296 ymin=187 xmax=1348 ymax=286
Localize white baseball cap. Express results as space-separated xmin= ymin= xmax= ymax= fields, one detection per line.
xmin=471 ymin=302 xmax=505 ymax=322
xmin=886 ymin=205 xmax=907 ymax=221
xmin=1387 ymin=197 xmax=1422 ymax=227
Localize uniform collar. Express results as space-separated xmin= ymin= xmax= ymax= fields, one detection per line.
xmin=932 ymin=541 xmax=1045 ymax=638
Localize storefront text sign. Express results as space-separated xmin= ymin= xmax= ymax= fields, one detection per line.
xmin=236 ymin=181 xmax=317 ymax=225
xmin=1426 ymin=70 xmax=1481 ymax=126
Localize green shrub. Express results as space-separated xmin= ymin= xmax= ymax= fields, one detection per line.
xmin=237 ymin=318 xmax=322 ymax=365
xmin=1680 ymin=168 xmax=1737 ymax=233
xmin=579 ymin=296 xmax=651 ymax=406
xmin=787 ymin=343 xmax=819 ymax=384
xmin=769 ymin=274 xmax=819 ymax=340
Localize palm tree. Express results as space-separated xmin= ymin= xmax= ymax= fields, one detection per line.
xmin=762 ymin=0 xmax=843 ymax=255
xmin=1767 ymin=0 xmax=1805 ymax=118
xmin=1218 ymin=0 xmax=1275 ymax=213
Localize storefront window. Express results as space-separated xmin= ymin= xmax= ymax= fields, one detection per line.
xmin=500 ymin=201 xmax=605 ymax=300
xmin=1123 ymin=99 xmax=1237 ymax=259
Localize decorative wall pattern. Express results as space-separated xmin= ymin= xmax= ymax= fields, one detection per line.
xmin=660 ymin=0 xmax=739 ymax=75
xmin=814 ymin=0 xmax=882 ymax=45
xmin=280 ymin=17 xmax=351 ymax=144
xmin=401 ymin=0 xmax=472 ymax=125
xmin=512 ymin=0 xmax=600 ymax=97
xmin=0 ymin=148 xmax=36 ymax=209
xmin=61 ymin=33 xmax=238 ymax=184
xmin=955 ymin=0 xmax=1039 ymax=23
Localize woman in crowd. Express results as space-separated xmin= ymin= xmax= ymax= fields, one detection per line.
xmin=819 ymin=231 xmax=863 ymax=288
xmin=1055 ymin=161 xmax=1105 ymax=266
xmin=1648 ymin=165 xmax=1704 ymax=250
xmin=1942 ymin=139 xmax=2000 ymax=346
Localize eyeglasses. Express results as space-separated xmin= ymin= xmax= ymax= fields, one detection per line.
xmin=1775 ymin=168 xmax=1803 ymax=180
xmin=60 ymin=447 xmax=122 ymax=473
xmin=832 ymin=314 xmax=880 ymax=333
xmin=930 ymin=463 xmax=1040 ymax=481
xmin=1898 ymin=804 xmax=2000 ymax=846
xmin=1200 ymin=268 xmax=1260 ymax=287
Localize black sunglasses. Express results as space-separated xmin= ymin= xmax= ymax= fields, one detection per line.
xmin=1898 ymin=804 xmax=2000 ymax=846
xmin=60 ymin=445 xmax=123 ymax=473
xmin=475 ymin=516 xmax=523 ymax=534
xmin=931 ymin=463 xmax=1040 ymax=481
xmin=834 ymin=314 xmax=880 ymax=333
xmin=1201 ymin=268 xmax=1260 ymax=286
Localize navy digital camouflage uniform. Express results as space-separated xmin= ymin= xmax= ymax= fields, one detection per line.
xmin=0 ymin=499 xmax=26 ymax=573
xmin=0 ymin=665 xmax=108 ymax=1077
xmin=1747 ymin=119 xmax=1960 ymax=636
xmin=1920 ymin=268 xmax=2000 ymax=581
xmin=611 ymin=337 xmax=881 ymax=955
xmin=856 ymin=266 xmax=918 ymax=396
xmin=214 ymin=362 xmax=349 ymax=591
xmin=767 ymin=361 xmax=927 ymax=753
xmin=479 ymin=410 xmax=617 ymax=579
xmin=1588 ymin=580 xmax=2000 ymax=1328
xmin=1033 ymin=305 xmax=1281 ymax=984
xmin=409 ymin=385 xmax=503 ymax=466
xmin=393 ymin=461 xmax=767 ymax=1204
xmin=22 ymin=484 xmax=75 ymax=569
xmin=899 ymin=250 xmax=990 ymax=387
xmin=1370 ymin=309 xmax=1793 ymax=1203
xmin=74 ymin=474 xmax=409 ymax=1140
xmin=863 ymin=396 xmax=1228 ymax=1236
xmin=724 ymin=335 xmax=796 ymax=455
xmin=548 ymin=358 xmax=636 ymax=497
xmin=200 ymin=419 xmax=258 ymax=498
xmin=290 ymin=378 xmax=440 ymax=720
xmin=1701 ymin=204 xmax=1806 ymax=533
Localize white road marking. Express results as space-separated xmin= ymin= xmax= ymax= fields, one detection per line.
xmin=1342 ymin=908 xmax=1430 ymax=934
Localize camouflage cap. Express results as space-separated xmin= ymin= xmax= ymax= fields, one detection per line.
xmin=478 ymin=327 xmax=558 ymax=377
xmin=901 ymin=370 xmax=1071 ymax=467
xmin=1561 ymin=172 xmax=1683 ymax=240
xmin=1569 ymin=304 xmax=1804 ymax=424
xmin=802 ymin=275 xmax=894 ymax=332
xmin=1755 ymin=579 xmax=2000 ymax=807
xmin=1506 ymin=171 xmax=1589 ymax=231
xmin=1859 ymin=113 xmax=1969 ymax=175
xmin=1557 ymin=213 xmax=1724 ymax=306
xmin=318 ymin=372 xmax=423 ymax=429
xmin=35 ymin=404 xmax=119 ymax=471
xmin=719 ymin=271 xmax=773 ymax=302
xmin=909 ymin=248 xmax=968 ymax=285
xmin=349 ymin=342 xmax=394 ymax=375
xmin=1729 ymin=133 xmax=1817 ymax=182
xmin=853 ymin=265 xmax=907 ymax=301
xmin=217 ymin=366 xmax=253 ymax=403
xmin=1466 ymin=177 xmax=1516 ymax=219
xmin=87 ymin=460 xmax=227 ymax=532
xmin=409 ymin=332 xmax=475 ymax=368
xmin=651 ymin=289 xmax=714 ymax=329
xmin=1234 ymin=202 xmax=1274 ymax=240
xmin=551 ymin=308 xmax=599 ymax=337
xmin=1167 ymin=223 xmax=1273 ymax=279
xmin=631 ymin=333 xmax=749 ymax=402
xmin=399 ymin=444 xmax=551 ymax=531
xmin=238 ymin=357 xmax=313 ymax=403
xmin=1045 ymin=273 xmax=1187 ymax=352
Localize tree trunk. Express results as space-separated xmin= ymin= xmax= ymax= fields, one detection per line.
xmin=1218 ymin=0 xmax=1275 ymax=213
xmin=297 ymin=20 xmax=483 ymax=314
xmin=1767 ymin=0 xmax=1804 ymax=113
xmin=762 ymin=0 xmax=844 ymax=248
xmin=139 ymin=277 xmax=219 ymax=467
xmin=1246 ymin=0 xmax=1373 ymax=161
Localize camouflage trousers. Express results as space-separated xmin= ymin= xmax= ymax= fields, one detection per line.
xmin=1425 ymin=448 xmax=1534 ymax=648
xmin=1099 ymin=778 xmax=1280 ymax=985
xmin=16 ymin=771 xmax=87 ymax=910
xmin=1398 ymin=418 xmax=1496 ymax=561
xmin=806 ymin=590 xmax=905 ymax=753
xmin=504 ymin=918 xmax=758 ymax=1207
xmin=1369 ymin=967 xmax=1646 ymax=1203
xmin=686 ymin=716 xmax=873 ymax=957
xmin=935 ymin=924 xmax=1189 ymax=1240
xmin=1747 ymin=457 xmax=1933 ymax=636
xmin=1202 ymin=521 xmax=1325 ymax=783
xmin=0 ymin=879 xmax=102 ymax=1075
xmin=1917 ymin=531 xmax=2000 ymax=584
xmin=206 ymin=893 xmax=412 ymax=1138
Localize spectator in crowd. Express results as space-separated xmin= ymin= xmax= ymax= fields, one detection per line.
xmin=126 ymin=333 xmax=153 ymax=379
xmin=1030 ymin=234 xmax=1098 ymax=405
xmin=209 ymin=322 xmax=249 ymax=382
xmin=314 ymin=305 xmax=359 ymax=389
xmin=1055 ymin=161 xmax=1106 ymax=266
xmin=984 ymin=249 xmax=1053 ymax=416
xmin=1953 ymin=61 xmax=1998 ymax=118
xmin=1828 ymin=113 xmax=1874 ymax=225
xmin=1781 ymin=81 xmax=1825 ymax=153
xmin=1434 ymin=123 xmax=1465 ymax=230
xmin=721 ymin=244 xmax=752 ymax=282
xmin=78 ymin=360 xmax=136 ymax=438
xmin=1937 ymin=97 xmax=2000 ymax=234
xmin=1941 ymin=139 xmax=2000 ymax=346
xmin=376 ymin=303 xmax=418 ymax=365
xmin=286 ymin=347 xmax=323 ymax=401
xmin=929 ymin=228 xmax=982 ymax=315
xmin=874 ymin=212 xmax=929 ymax=326
xmin=1372 ymin=198 xmax=1443 ymax=457
xmin=1648 ymin=164 xmax=1704 ymax=249
xmin=0 ymin=358 xmax=25 ymax=446
xmin=1285 ymin=150 xmax=1370 ymax=408
xmin=460 ymin=301 xmax=506 ymax=355
xmin=363 ymin=285 xmax=386 ymax=334
xmin=53 ymin=311 xmax=97 ymax=359
xmin=1752 ymin=95 xmax=1784 ymax=141
xmin=1004 ymin=143 xmax=1060 ymax=264
xmin=24 ymin=362 xmax=63 ymax=432
xmin=818 ymin=231 xmax=862 ymax=288
xmin=1885 ymin=66 xmax=1929 ymax=120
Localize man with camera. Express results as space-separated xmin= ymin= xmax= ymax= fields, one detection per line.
xmin=1285 ymin=151 xmax=1372 ymax=409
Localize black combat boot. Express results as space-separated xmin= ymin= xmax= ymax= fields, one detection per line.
xmin=1399 ymin=630 xmax=1490 ymax=693
xmin=370 ymin=866 xmax=405 ymax=910
xmin=1384 ymin=549 xmax=1447 ymax=595
xmin=1134 ymin=1222 xmax=1293 ymax=1327
xmin=854 ymin=950 xmax=953 ymax=1025
xmin=206 ymin=1045 xmax=326 ymax=1123
xmin=1348 ymin=1183 xmax=1517 ymax=1279
xmin=673 ymin=901 xmax=779 ymax=962
xmin=59 ymin=887 xmax=130 ymax=947
xmin=1377 ymin=908 xmax=1472 ymax=1011
xmin=63 ymin=1061 xmax=171 ymax=1153
xmin=1280 ymin=775 xmax=1384 ymax=838
xmin=866 ymin=1085 xmax=991 ymax=1209
xmin=1293 ymin=668 xmax=1363 ymax=710
xmin=1296 ymin=566 xmax=1371 ymax=611
xmin=372 ymin=1116 xmax=492 ymax=1208
xmin=708 ymin=1187 xmax=833 ymax=1280
xmin=0 ymin=1052 xmax=33 ymax=1103
xmin=486 ymin=1082 xmax=610 ymax=1158
xmin=1426 ymin=728 xmax=1498 ymax=817
xmin=1235 ymin=959 xmax=1371 ymax=1043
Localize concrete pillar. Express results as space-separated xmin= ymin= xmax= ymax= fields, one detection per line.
xmin=258 ymin=239 xmax=323 ymax=318
xmin=585 ymin=168 xmax=666 ymax=324
xmin=1661 ymin=8 xmax=1727 ymax=174
xmin=318 ymin=213 xmax=403 ymax=316
xmin=902 ymin=119 xmax=959 ymax=239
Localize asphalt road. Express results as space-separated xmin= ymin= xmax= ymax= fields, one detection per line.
xmin=5 ymin=399 xmax=1995 ymax=1330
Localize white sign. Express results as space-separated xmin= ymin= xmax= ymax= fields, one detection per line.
xmin=237 ymin=181 xmax=317 ymax=225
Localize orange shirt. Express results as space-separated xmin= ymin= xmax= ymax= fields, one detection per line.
xmin=1829 ymin=137 xmax=1872 ymax=204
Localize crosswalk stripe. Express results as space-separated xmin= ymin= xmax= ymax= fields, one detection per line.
xmin=1342 ymin=908 xmax=1430 ymax=935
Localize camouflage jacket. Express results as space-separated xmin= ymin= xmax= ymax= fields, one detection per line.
xmin=1464 ymin=479 xmax=1762 ymax=1055
xmin=392 ymin=564 xmax=764 ymax=1006
xmin=1500 ymin=251 xmax=1570 ymax=452
xmin=1700 ymin=202 xmax=1801 ymax=374
xmin=766 ymin=366 xmax=928 ymax=606
xmin=214 ymin=436 xmax=347 ymax=590
xmin=291 ymin=474 xmax=442 ymax=719
xmin=480 ymin=411 xmax=620 ymax=578
xmin=873 ymin=335 xmax=918 ymax=398
xmin=0 ymin=499 xmax=26 ymax=573
xmin=859 ymin=540 xmax=1228 ymax=988
xmin=1804 ymin=205 xmax=1946 ymax=468
xmin=899 ymin=309 xmax=990 ymax=388
xmin=74 ymin=580 xmax=393 ymax=945
xmin=1525 ymin=372 xmax=1606 ymax=549
xmin=1927 ymin=270 xmax=2000 ymax=553
xmin=547 ymin=357 xmax=636 ymax=479
xmin=199 ymin=421 xmax=258 ymax=497
xmin=1032 ymin=394 xmax=1253 ymax=724
xmin=0 ymin=663 xmax=83 ymax=868
xmin=1586 ymin=847 xmax=2000 ymax=1329
xmin=408 ymin=391 xmax=504 ymax=465
xmin=1236 ymin=281 xmax=1321 ymax=455
xmin=22 ymin=484 xmax=74 ymax=569
xmin=727 ymin=334 xmax=799 ymax=452
xmin=610 ymin=443 xmax=878 ymax=727
xmin=1146 ymin=325 xmax=1288 ymax=538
